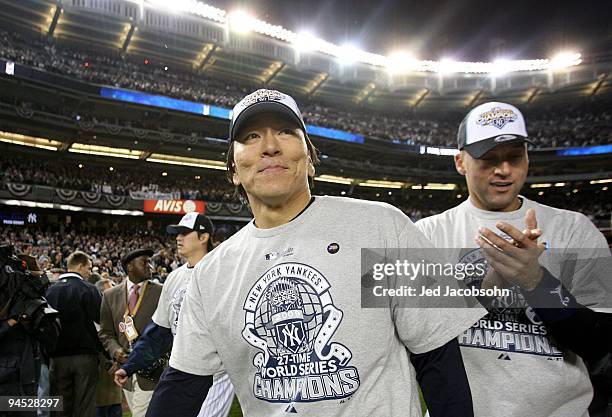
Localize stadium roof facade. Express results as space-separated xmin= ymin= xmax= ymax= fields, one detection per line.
xmin=1 ymin=0 xmax=611 ymax=112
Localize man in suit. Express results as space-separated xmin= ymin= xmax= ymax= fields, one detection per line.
xmin=94 ymin=279 xmax=122 ymax=417
xmin=98 ymin=249 xmax=162 ymax=417
xmin=46 ymin=251 xmax=101 ymax=417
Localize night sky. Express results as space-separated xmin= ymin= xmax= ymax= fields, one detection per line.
xmin=211 ymin=0 xmax=611 ymax=61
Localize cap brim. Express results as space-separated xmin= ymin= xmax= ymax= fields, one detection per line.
xmin=231 ymin=101 xmax=304 ymax=142
xmin=166 ymin=225 xmax=194 ymax=235
xmin=464 ymin=136 xmax=533 ymax=159
xmin=121 ymin=249 xmax=154 ymax=268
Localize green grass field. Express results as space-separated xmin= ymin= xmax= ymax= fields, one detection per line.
xmin=228 ymin=397 xmax=243 ymax=417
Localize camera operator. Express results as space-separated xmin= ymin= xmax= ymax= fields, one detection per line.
xmin=18 ymin=253 xmax=52 ymax=417
xmin=0 ymin=245 xmax=60 ymax=417
xmin=0 ymin=319 xmax=38 ymax=417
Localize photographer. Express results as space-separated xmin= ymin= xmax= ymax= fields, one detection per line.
xmin=0 ymin=318 xmax=40 ymax=400
xmin=0 ymin=246 xmax=60 ymax=417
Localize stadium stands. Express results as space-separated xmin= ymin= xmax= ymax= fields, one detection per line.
xmin=2 ymin=224 xmax=178 ymax=279
xmin=1 ymin=148 xmax=609 ymax=230
xmin=0 ymin=21 xmax=609 ymax=274
xmin=1 ymin=28 xmax=610 ymax=148
xmin=1 ymin=6 xmax=609 ymax=417
xmin=1 ymin=154 xmax=238 ymax=202
xmin=2 ymin=180 xmax=608 ymax=280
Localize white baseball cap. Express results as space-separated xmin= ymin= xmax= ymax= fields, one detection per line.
xmin=167 ymin=212 xmax=215 ymax=251
xmin=457 ymin=102 xmax=532 ymax=158
xmin=229 ymin=89 xmax=307 ymax=142
xmin=166 ymin=212 xmax=214 ymax=235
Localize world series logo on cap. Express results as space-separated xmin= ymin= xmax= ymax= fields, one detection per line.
xmin=240 ymin=89 xmax=284 ymax=109
xmin=476 ymin=107 xmax=518 ymax=129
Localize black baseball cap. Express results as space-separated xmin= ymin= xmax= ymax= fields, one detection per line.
xmin=229 ymin=89 xmax=307 ymax=142
xmin=121 ymin=248 xmax=154 ymax=270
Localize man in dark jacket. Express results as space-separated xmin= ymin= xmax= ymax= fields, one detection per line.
xmin=46 ymin=251 xmax=102 ymax=417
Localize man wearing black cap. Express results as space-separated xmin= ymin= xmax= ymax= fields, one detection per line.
xmin=115 ymin=213 xmax=235 ymax=417
xmin=99 ymin=248 xmax=162 ymax=417
xmin=417 ymin=102 xmax=611 ymax=417
xmin=146 ymin=89 xmax=485 ymax=417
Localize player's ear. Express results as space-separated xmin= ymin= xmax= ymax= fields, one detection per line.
xmin=307 ymin=155 xmax=315 ymax=177
xmin=232 ymin=170 xmax=241 ymax=186
xmin=455 ymin=152 xmax=467 ymax=176
xmin=199 ymin=233 xmax=209 ymax=244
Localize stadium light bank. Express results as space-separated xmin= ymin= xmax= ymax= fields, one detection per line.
xmin=128 ymin=0 xmax=582 ymax=74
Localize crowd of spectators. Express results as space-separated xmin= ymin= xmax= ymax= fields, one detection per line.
xmin=0 ymin=155 xmax=239 ymax=202
xmin=1 ymin=157 xmax=609 ymax=279
xmin=2 ymin=150 xmax=610 ymax=228
xmin=2 ymin=225 xmax=180 ymax=282
xmin=2 ymin=27 xmax=610 ymax=417
xmin=1 ymin=184 xmax=608 ymax=284
xmin=527 ymin=108 xmax=612 ymax=148
xmin=301 ymin=102 xmax=458 ymax=145
xmin=1 ymin=28 xmax=610 ymax=148
xmin=0 ymin=29 xmax=251 ymax=109
xmin=527 ymin=191 xmax=611 ymax=228
xmin=1 ymin=220 xmax=240 ymax=282
xmin=0 ymin=150 xmax=477 ymax=221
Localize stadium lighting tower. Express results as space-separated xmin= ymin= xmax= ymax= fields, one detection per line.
xmin=145 ymin=0 xmax=191 ymax=13
xmin=294 ymin=31 xmax=317 ymax=53
xmin=549 ymin=52 xmax=582 ymax=70
xmin=141 ymin=0 xmax=226 ymax=22
xmin=386 ymin=52 xmax=418 ymax=74
xmin=438 ymin=58 xmax=459 ymax=74
xmin=491 ymin=59 xmax=511 ymax=76
xmin=338 ymin=44 xmax=362 ymax=66
xmin=129 ymin=0 xmax=582 ymax=74
xmin=228 ymin=10 xmax=254 ymax=34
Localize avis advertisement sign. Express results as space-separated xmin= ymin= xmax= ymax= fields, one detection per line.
xmin=143 ymin=199 xmax=206 ymax=214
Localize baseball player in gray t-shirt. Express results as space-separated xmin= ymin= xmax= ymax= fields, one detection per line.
xmin=417 ymin=102 xmax=612 ymax=417
xmin=146 ymin=89 xmax=486 ymax=417
xmin=116 ymin=213 xmax=235 ymax=417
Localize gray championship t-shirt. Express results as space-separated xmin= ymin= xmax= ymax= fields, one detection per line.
xmin=416 ymin=196 xmax=611 ymax=417
xmin=152 ymin=263 xmax=195 ymax=335
xmin=153 ymin=261 xmax=236 ymax=417
xmin=172 ymin=196 xmax=485 ymax=417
